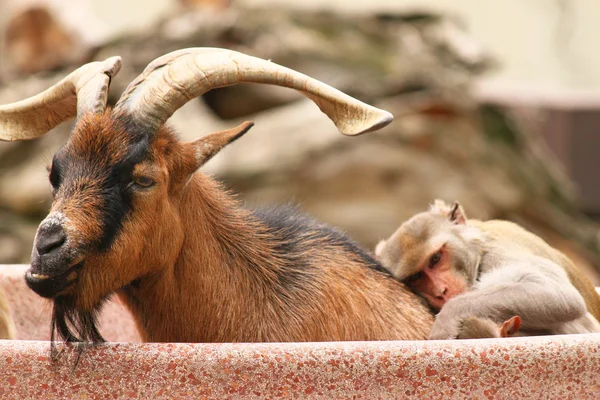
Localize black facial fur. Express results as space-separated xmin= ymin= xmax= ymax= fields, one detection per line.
xmin=97 ymin=135 xmax=150 ymax=251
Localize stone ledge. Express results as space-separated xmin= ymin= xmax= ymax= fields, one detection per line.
xmin=0 ymin=336 xmax=599 ymax=399
xmin=1 ymin=265 xmax=599 ymax=399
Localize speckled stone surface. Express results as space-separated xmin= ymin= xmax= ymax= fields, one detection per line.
xmin=0 ymin=336 xmax=599 ymax=399
xmin=1 ymin=264 xmax=599 ymax=399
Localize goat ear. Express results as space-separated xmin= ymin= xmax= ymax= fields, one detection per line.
xmin=192 ymin=121 xmax=254 ymax=168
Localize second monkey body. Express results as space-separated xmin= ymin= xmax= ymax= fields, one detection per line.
xmin=375 ymin=200 xmax=600 ymax=339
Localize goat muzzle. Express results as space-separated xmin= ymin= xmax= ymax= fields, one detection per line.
xmin=25 ymin=262 xmax=83 ymax=299
xmin=26 ymin=217 xmax=84 ymax=298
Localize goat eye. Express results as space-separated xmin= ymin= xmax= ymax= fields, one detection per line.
xmin=429 ymin=251 xmax=442 ymax=268
xmin=48 ymin=165 xmax=60 ymax=189
xmin=133 ymin=176 xmax=155 ymax=188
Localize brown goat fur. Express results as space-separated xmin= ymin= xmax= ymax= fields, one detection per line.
xmin=33 ymin=110 xmax=433 ymax=343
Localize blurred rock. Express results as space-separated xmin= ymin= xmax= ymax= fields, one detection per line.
xmin=2 ymin=7 xmax=84 ymax=77
xmin=92 ymin=9 xmax=491 ymax=116
xmin=179 ymin=0 xmax=231 ymax=11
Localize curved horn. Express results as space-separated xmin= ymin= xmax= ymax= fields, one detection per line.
xmin=114 ymin=48 xmax=393 ymax=136
xmin=0 ymin=56 xmax=122 ymax=142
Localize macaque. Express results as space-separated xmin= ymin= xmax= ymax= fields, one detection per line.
xmin=456 ymin=316 xmax=521 ymax=339
xmin=375 ymin=200 xmax=600 ymax=339
xmin=0 ymin=287 xmax=15 ymax=339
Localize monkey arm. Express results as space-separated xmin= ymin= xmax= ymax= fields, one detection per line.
xmin=429 ymin=261 xmax=587 ymax=340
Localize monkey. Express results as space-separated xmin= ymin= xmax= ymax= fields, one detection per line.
xmin=456 ymin=315 xmax=522 ymax=339
xmin=375 ymin=200 xmax=600 ymax=340
xmin=0 ymin=287 xmax=16 ymax=339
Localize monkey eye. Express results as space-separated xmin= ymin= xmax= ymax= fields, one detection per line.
xmin=405 ymin=272 xmax=423 ymax=285
xmin=429 ymin=251 xmax=442 ymax=268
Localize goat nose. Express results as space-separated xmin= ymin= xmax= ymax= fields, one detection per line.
xmin=36 ymin=224 xmax=66 ymax=255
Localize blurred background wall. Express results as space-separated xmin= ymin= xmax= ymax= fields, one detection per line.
xmin=1 ymin=0 xmax=599 ymax=282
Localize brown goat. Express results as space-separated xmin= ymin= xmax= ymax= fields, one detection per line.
xmin=0 ymin=48 xmax=433 ymax=344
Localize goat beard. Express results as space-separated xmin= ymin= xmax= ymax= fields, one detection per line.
xmin=50 ymin=296 xmax=107 ymax=358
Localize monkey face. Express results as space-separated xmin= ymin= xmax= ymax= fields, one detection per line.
xmin=375 ymin=199 xmax=481 ymax=311
xmin=404 ymin=244 xmax=469 ymax=311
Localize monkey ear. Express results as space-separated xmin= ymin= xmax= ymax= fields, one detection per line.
xmin=375 ymin=240 xmax=387 ymax=258
xmin=500 ymin=316 xmax=521 ymax=337
xmin=449 ymin=202 xmax=467 ymax=225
